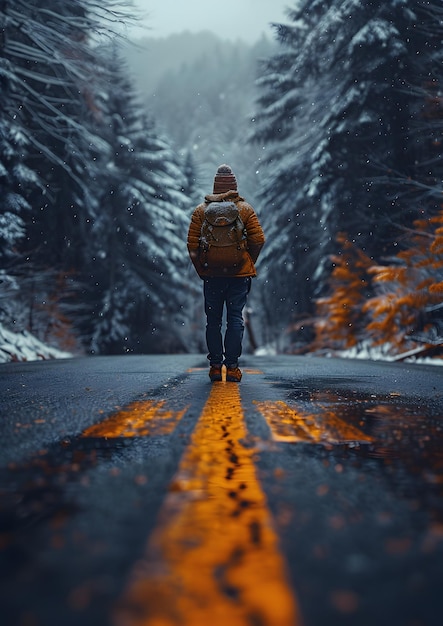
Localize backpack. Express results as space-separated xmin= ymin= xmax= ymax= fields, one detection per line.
xmin=199 ymin=201 xmax=247 ymax=273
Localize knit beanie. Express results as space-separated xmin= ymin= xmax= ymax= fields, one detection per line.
xmin=213 ymin=164 xmax=238 ymax=194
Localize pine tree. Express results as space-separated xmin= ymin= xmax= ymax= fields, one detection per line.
xmin=251 ymin=0 xmax=442 ymax=348
xmin=310 ymin=2 xmax=443 ymax=358
xmin=0 ymin=0 xmax=138 ymax=351
xmin=4 ymin=0 xmax=117 ymax=269
xmin=0 ymin=116 xmax=33 ymax=265
xmin=86 ymin=48 xmax=190 ymax=354
xmin=0 ymin=3 xmax=38 ymax=330
xmin=361 ymin=2 xmax=443 ymax=356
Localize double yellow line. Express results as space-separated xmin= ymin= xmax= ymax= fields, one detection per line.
xmin=108 ymin=382 xmax=301 ymax=626
xmin=81 ymin=373 xmax=373 ymax=625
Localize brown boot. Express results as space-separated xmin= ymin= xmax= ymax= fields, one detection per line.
xmin=226 ymin=366 xmax=242 ymax=382
xmin=209 ymin=364 xmax=222 ymax=382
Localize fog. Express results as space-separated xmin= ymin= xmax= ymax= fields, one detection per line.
xmin=128 ymin=0 xmax=290 ymax=42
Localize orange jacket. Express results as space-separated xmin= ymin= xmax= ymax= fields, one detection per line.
xmin=187 ymin=191 xmax=265 ymax=278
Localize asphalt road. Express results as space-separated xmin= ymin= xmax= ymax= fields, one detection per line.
xmin=1 ymin=354 xmax=443 ymax=626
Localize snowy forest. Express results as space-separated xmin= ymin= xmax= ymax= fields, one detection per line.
xmin=1 ymin=0 xmax=443 ymax=362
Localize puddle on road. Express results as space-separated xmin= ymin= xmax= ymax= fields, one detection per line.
xmin=279 ymin=382 xmax=443 ymax=458
xmin=268 ymin=380 xmax=443 ymax=522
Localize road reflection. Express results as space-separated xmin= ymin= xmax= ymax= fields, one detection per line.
xmin=266 ymin=382 xmax=443 ymax=523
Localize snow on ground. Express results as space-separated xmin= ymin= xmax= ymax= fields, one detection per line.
xmin=1 ymin=328 xmax=441 ymax=366
xmin=256 ymin=341 xmax=443 ymax=366
xmin=330 ymin=341 xmax=443 ymax=366
xmin=0 ymin=324 xmax=72 ymax=363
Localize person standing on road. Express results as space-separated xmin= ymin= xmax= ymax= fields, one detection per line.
xmin=187 ymin=164 xmax=265 ymax=382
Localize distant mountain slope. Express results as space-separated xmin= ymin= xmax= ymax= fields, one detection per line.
xmin=124 ymin=31 xmax=251 ymax=97
xmin=124 ymin=32 xmax=275 ymax=202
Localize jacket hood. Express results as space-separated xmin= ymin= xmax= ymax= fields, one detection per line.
xmin=204 ymin=190 xmax=244 ymax=203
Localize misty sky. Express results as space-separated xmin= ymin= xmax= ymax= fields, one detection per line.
xmin=127 ymin=0 xmax=291 ymax=42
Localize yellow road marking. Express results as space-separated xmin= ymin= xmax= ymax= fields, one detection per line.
xmin=255 ymin=401 xmax=374 ymax=445
xmin=81 ymin=400 xmax=187 ymax=438
xmin=114 ymin=383 xmax=301 ymax=626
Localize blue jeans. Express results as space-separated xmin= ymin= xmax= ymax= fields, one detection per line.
xmin=203 ymin=277 xmax=251 ymax=367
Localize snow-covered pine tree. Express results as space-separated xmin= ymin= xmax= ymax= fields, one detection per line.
xmin=0 ymin=0 xmax=132 ymax=349
xmin=86 ymin=47 xmax=190 ymax=354
xmin=311 ymin=1 xmax=443 ymax=357
xmin=0 ymin=68 xmax=33 ymax=266
xmin=362 ymin=0 xmax=443 ymax=356
xmin=3 ymin=0 xmax=122 ymax=268
xmin=0 ymin=4 xmax=38 ymax=331
xmin=181 ymin=149 xmax=203 ymax=207
xmin=250 ymin=0 xmax=439 ymax=349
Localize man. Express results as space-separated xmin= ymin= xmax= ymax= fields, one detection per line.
xmin=187 ymin=164 xmax=265 ymax=382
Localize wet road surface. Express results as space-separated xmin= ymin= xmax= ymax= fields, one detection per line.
xmin=0 ymin=354 xmax=443 ymax=626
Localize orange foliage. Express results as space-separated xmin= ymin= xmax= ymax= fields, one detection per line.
xmin=312 ymin=78 xmax=443 ymax=357
xmin=312 ymin=208 xmax=443 ymax=356
xmin=312 ymin=233 xmax=373 ymax=351
xmin=364 ymin=208 xmax=443 ymax=353
xmin=34 ymin=271 xmax=82 ymax=354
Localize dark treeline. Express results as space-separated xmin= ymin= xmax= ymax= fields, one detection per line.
xmin=1 ymin=1 xmax=442 ymax=359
